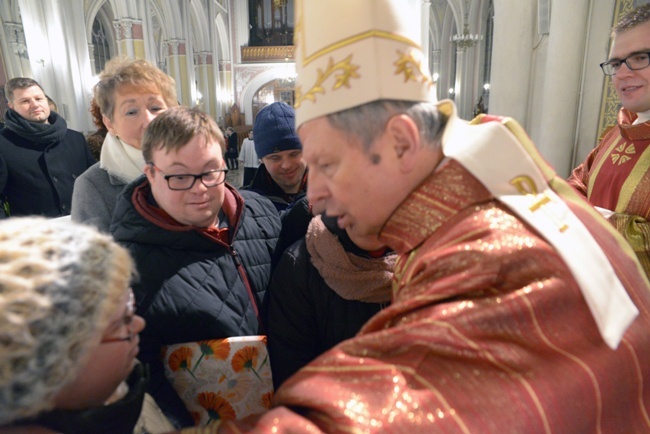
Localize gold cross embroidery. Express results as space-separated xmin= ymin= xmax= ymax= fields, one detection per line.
xmin=510 ymin=175 xmax=569 ymax=233
xmin=611 ymin=142 xmax=636 ymax=166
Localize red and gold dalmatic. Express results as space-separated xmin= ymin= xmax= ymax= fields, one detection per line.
xmin=185 ymin=111 xmax=650 ymax=434
xmin=568 ymin=108 xmax=650 ymax=277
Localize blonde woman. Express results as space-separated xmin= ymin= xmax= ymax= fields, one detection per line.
xmin=71 ymin=57 xmax=178 ymax=232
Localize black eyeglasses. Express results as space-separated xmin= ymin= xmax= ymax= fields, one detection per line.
xmin=101 ymin=290 xmax=136 ymax=344
xmin=148 ymin=163 xmax=228 ymax=191
xmin=600 ymin=51 xmax=650 ymax=76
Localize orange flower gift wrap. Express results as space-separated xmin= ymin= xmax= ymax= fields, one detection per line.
xmin=162 ymin=335 xmax=273 ymax=426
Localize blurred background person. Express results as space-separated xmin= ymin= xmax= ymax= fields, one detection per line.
xmin=85 ymin=98 xmax=109 ymax=161
xmin=0 ymin=77 xmax=95 ymax=218
xmin=71 ymin=57 xmax=177 ymax=232
xmin=0 ymin=217 xmax=173 ymax=434
xmin=238 ymin=129 xmax=259 ymax=187
xmin=224 ymin=126 xmax=239 ymax=170
xmin=45 ymin=95 xmax=58 ymax=114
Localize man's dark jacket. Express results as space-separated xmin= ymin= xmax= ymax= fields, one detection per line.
xmin=110 ymin=176 xmax=281 ymax=428
xmin=243 ymin=163 xmax=307 ymax=213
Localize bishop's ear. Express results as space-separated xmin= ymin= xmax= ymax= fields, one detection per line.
xmin=385 ymin=114 xmax=421 ymax=171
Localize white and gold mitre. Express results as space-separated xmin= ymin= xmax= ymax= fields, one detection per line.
xmin=293 ymin=0 xmax=436 ymax=129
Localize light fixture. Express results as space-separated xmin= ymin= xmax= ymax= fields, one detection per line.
xmin=450 ymin=8 xmax=482 ymax=50
xmin=277 ymin=57 xmax=296 ymax=88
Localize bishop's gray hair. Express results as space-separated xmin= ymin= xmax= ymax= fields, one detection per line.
xmin=326 ymin=100 xmax=446 ymax=152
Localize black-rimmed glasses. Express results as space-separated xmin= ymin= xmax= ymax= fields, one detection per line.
xmin=600 ymin=51 xmax=650 ymax=76
xmin=101 ymin=290 xmax=136 ymax=344
xmin=148 ymin=163 xmax=228 ymax=191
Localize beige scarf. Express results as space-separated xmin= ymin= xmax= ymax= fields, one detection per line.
xmin=306 ymin=215 xmax=395 ymax=303
xmin=99 ymin=133 xmax=146 ymax=184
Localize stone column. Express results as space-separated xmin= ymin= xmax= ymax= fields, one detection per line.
xmin=219 ymin=59 xmax=233 ymax=123
xmin=526 ymin=0 xmax=590 ymax=177
xmin=113 ymin=19 xmax=145 ymax=59
xmin=16 ymin=0 xmax=95 ymax=130
xmin=195 ymin=52 xmax=217 ymax=119
xmin=489 ymin=0 xmax=535 ymax=127
xmin=2 ymin=22 xmax=32 ymax=78
xmin=420 ymin=0 xmax=432 ymax=70
xmin=166 ymin=39 xmax=191 ymax=106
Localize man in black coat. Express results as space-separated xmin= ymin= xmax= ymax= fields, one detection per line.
xmin=0 ymin=77 xmax=95 ymax=218
xmin=225 ymin=126 xmax=239 ymax=170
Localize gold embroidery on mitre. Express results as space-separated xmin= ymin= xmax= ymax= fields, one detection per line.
xmin=301 ymin=30 xmax=423 ymax=67
xmin=510 ymin=175 xmax=569 ymax=233
xmin=394 ymin=49 xmax=433 ymax=86
xmin=295 ymin=55 xmax=361 ymax=108
xmin=611 ymin=142 xmax=636 ymax=166
xmin=294 ymin=0 xmax=304 ymax=60
xmin=294 ymin=1 xmax=430 ymax=109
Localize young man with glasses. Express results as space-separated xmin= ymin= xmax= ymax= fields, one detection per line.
xmin=110 ymin=106 xmax=281 ymax=429
xmin=569 ymin=4 xmax=650 ymax=278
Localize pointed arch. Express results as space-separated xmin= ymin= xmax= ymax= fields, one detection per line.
xmin=214 ymin=12 xmax=230 ymax=61
xmin=85 ymin=0 xmax=108 ymax=40
xmin=151 ymin=0 xmax=183 ymax=38
xmin=147 ymin=0 xmax=170 ymax=70
xmin=240 ymin=68 xmax=295 ymax=125
xmin=189 ymin=1 xmax=211 ymax=52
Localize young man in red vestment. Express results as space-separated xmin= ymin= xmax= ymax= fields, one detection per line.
xmin=569 ymin=4 xmax=650 ymax=278
xmin=182 ymin=1 xmax=650 ymax=433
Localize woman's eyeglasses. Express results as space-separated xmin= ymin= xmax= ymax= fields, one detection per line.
xmin=101 ymin=290 xmax=136 ymax=344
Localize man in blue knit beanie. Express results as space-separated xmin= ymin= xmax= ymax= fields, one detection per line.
xmin=244 ymin=102 xmax=307 ymax=212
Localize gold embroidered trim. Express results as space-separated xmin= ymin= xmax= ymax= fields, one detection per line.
xmin=394 ymin=49 xmax=432 ymax=85
xmin=294 ymin=54 xmax=361 ymax=108
xmin=300 ymin=29 xmax=422 ymax=67
xmin=295 ymin=49 xmax=432 ymax=108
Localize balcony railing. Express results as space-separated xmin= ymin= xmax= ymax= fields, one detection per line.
xmin=241 ymin=45 xmax=295 ymax=63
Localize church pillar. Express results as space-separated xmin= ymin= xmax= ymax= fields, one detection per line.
xmin=218 ymin=60 xmax=234 ymax=125
xmin=16 ymin=0 xmax=94 ymax=131
xmin=2 ymin=22 xmax=32 ymax=78
xmin=195 ymin=52 xmax=217 ymax=119
xmin=454 ymin=47 xmax=469 ymax=118
xmin=113 ymin=19 xmax=145 ymax=59
xmin=420 ymin=0 xmax=432 ymax=69
xmin=166 ymin=40 xmax=191 ymax=106
xmin=489 ymin=0 xmax=535 ymax=127
xmin=526 ymin=0 xmax=590 ymax=177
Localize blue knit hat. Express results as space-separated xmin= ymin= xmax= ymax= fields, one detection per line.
xmin=253 ymin=102 xmax=302 ymax=158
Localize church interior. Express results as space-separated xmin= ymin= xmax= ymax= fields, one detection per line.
xmin=0 ymin=0 xmax=647 ymax=177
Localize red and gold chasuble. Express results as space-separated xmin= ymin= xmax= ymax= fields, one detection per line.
xmin=188 ymin=110 xmax=650 ymax=434
xmin=568 ymin=108 xmax=650 ymax=277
